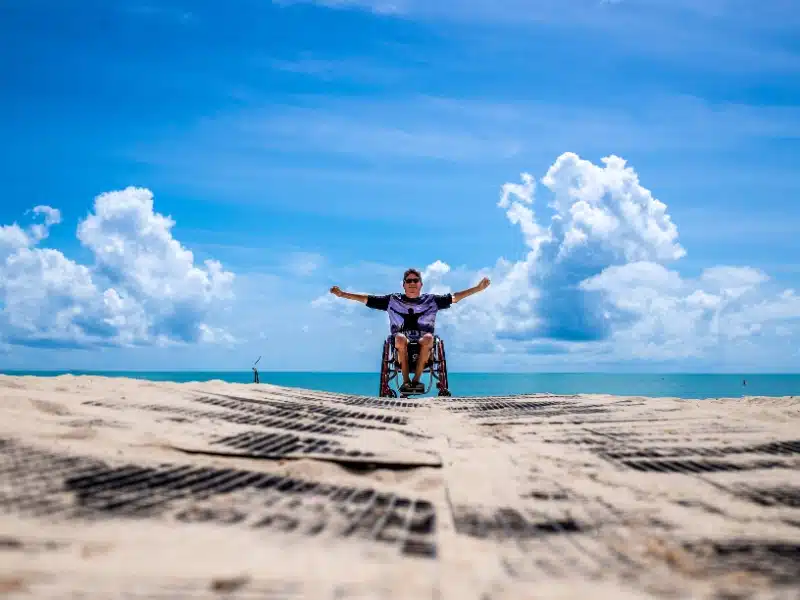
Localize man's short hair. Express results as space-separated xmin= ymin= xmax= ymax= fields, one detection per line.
xmin=403 ymin=268 xmax=422 ymax=281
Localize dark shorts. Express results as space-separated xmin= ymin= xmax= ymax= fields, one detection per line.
xmin=391 ymin=333 xmax=431 ymax=366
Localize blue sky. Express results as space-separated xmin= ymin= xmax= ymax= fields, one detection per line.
xmin=1 ymin=0 xmax=799 ymax=372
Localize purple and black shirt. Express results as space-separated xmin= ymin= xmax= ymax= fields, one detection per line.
xmin=366 ymin=293 xmax=453 ymax=340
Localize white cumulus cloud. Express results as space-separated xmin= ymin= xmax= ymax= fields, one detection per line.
xmin=451 ymin=151 xmax=687 ymax=345
xmin=0 ymin=187 xmax=235 ymax=349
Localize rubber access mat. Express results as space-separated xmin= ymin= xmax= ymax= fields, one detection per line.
xmin=80 ymin=387 xmax=442 ymax=467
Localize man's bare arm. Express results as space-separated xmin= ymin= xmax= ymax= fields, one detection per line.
xmin=452 ymin=277 xmax=491 ymax=303
xmin=330 ymin=286 xmax=369 ymax=303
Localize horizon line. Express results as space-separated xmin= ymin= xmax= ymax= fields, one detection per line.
xmin=2 ymin=370 xmax=798 ymax=376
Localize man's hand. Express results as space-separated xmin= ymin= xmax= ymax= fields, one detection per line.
xmin=476 ymin=276 xmax=491 ymax=291
xmin=330 ymin=285 xmax=343 ymax=297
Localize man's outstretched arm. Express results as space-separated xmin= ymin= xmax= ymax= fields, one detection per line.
xmin=330 ymin=286 xmax=369 ymax=303
xmin=452 ymin=277 xmax=491 ymax=303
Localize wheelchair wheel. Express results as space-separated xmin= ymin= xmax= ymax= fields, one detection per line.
xmin=378 ymin=338 xmax=394 ymax=397
xmin=434 ymin=337 xmax=450 ymax=396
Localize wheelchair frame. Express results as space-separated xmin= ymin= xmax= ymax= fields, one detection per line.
xmin=378 ymin=334 xmax=451 ymax=398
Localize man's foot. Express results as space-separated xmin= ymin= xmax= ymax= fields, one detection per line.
xmin=399 ymin=381 xmax=415 ymax=394
xmin=412 ymin=380 xmax=425 ymax=393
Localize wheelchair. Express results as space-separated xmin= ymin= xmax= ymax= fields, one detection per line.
xmin=378 ymin=333 xmax=452 ymax=398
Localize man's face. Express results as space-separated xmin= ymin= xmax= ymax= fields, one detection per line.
xmin=403 ymin=273 xmax=422 ymax=297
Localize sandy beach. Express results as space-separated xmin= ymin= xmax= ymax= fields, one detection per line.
xmin=0 ymin=374 xmax=798 ymax=599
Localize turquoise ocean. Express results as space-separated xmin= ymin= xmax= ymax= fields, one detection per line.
xmin=2 ymin=371 xmax=799 ymax=399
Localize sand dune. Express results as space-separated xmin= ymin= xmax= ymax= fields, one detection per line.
xmin=0 ymin=374 xmax=798 ymax=599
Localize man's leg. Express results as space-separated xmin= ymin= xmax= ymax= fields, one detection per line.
xmin=412 ymin=333 xmax=434 ymax=385
xmin=394 ymin=334 xmax=412 ymax=386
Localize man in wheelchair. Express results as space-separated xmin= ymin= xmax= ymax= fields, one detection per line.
xmin=330 ymin=268 xmax=491 ymax=394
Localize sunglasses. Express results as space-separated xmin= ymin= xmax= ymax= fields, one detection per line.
xmin=404 ymin=278 xmax=420 ymax=284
